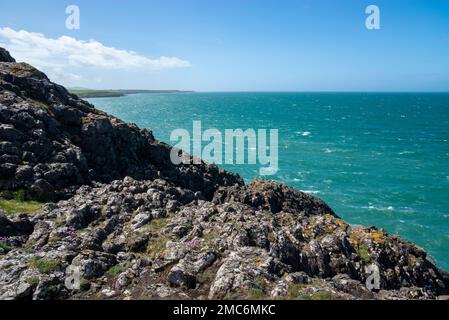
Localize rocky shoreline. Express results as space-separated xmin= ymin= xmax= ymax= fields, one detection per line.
xmin=1 ymin=47 xmax=448 ymax=300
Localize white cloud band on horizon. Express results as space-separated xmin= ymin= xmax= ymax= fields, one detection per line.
xmin=0 ymin=27 xmax=191 ymax=85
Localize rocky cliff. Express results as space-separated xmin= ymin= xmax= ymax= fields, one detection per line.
xmin=0 ymin=47 xmax=448 ymax=300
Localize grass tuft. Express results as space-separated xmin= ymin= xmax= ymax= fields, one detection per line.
xmin=147 ymin=236 xmax=169 ymax=259
xmin=0 ymin=190 xmax=44 ymax=214
xmin=358 ymin=244 xmax=371 ymax=264
xmin=106 ymin=263 xmax=129 ymax=277
xmin=29 ymin=258 xmax=64 ymax=274
xmin=0 ymin=241 xmax=12 ymax=253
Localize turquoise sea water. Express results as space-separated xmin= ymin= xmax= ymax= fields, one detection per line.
xmin=87 ymin=92 xmax=449 ymax=271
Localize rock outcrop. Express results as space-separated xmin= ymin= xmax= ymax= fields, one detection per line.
xmin=0 ymin=55 xmax=241 ymax=201
xmin=1 ymin=48 xmax=448 ymax=300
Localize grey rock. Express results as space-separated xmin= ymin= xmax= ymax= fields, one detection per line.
xmin=71 ymin=251 xmax=116 ymax=279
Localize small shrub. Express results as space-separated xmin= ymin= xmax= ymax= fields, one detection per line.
xmin=0 ymin=193 xmax=43 ymax=214
xmin=26 ymin=276 xmax=40 ymax=287
xmin=30 ymin=100 xmax=49 ymax=110
xmin=286 ymin=283 xmax=308 ymax=299
xmin=29 ymin=258 xmax=64 ymax=274
xmin=147 ymin=218 xmax=169 ymax=233
xmin=358 ymin=244 xmax=371 ymax=264
xmin=247 ymin=276 xmax=266 ymax=300
xmin=147 ymin=236 xmax=169 ymax=259
xmin=248 ymin=287 xmax=266 ymax=300
xmin=45 ymin=284 xmax=60 ymax=299
xmin=203 ymin=229 xmax=219 ymax=243
xmin=107 ymin=263 xmax=129 ymax=277
xmin=79 ymin=278 xmax=91 ymax=291
xmin=14 ymin=189 xmax=26 ymax=201
xmin=0 ymin=241 xmax=12 ymax=253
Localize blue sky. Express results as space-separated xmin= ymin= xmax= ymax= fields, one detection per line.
xmin=1 ymin=0 xmax=449 ymax=91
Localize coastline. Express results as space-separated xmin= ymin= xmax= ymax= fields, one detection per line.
xmin=69 ymin=89 xmax=194 ymax=99
xmin=86 ymin=90 xmax=449 ymax=272
xmin=1 ymin=48 xmax=449 ymax=300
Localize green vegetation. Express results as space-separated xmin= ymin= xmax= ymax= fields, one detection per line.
xmin=247 ymin=276 xmax=267 ymax=300
xmin=0 ymin=190 xmax=44 ymax=214
xmin=69 ymin=89 xmax=191 ymax=99
xmin=106 ymin=263 xmax=129 ymax=277
xmin=29 ymin=258 xmax=64 ymax=274
xmin=248 ymin=287 xmax=266 ymax=300
xmin=285 ymin=283 xmax=308 ymax=299
xmin=45 ymin=284 xmax=60 ymax=298
xmin=51 ymin=215 xmax=67 ymax=228
xmin=0 ymin=241 xmax=12 ymax=253
xmin=203 ymin=229 xmax=219 ymax=243
xmin=79 ymin=278 xmax=91 ymax=291
xmin=19 ymin=239 xmax=36 ymax=254
xmin=147 ymin=218 xmax=169 ymax=233
xmin=145 ymin=218 xmax=171 ymax=258
xmin=69 ymin=90 xmax=126 ymax=98
xmin=0 ymin=198 xmax=43 ymax=214
xmin=358 ymin=244 xmax=371 ymax=264
xmin=147 ymin=236 xmax=169 ymax=259
xmin=26 ymin=276 xmax=40 ymax=287
xmin=32 ymin=100 xmax=49 ymax=110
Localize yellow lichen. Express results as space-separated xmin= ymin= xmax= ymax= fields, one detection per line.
xmin=371 ymin=231 xmax=385 ymax=244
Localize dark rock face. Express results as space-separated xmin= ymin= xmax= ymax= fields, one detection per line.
xmin=1 ymin=48 xmax=449 ymax=300
xmin=0 ymin=48 xmax=15 ymax=63
xmin=0 ymin=50 xmax=242 ymax=201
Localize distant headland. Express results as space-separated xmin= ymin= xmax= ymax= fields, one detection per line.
xmin=68 ymin=88 xmax=194 ymax=98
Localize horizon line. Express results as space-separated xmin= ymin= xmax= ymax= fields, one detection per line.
xmin=79 ymin=89 xmax=449 ymax=94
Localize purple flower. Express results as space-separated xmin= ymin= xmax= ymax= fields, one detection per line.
xmin=66 ymin=229 xmax=77 ymax=238
xmin=185 ymin=239 xmax=199 ymax=249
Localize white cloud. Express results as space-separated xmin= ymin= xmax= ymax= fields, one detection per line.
xmin=0 ymin=27 xmax=191 ymax=75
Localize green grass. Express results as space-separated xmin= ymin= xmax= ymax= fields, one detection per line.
xmin=147 ymin=236 xmax=169 ymax=259
xmin=145 ymin=218 xmax=171 ymax=259
xmin=26 ymin=276 xmax=40 ymax=286
xmin=286 ymin=283 xmax=308 ymax=299
xmin=29 ymin=258 xmax=64 ymax=274
xmin=0 ymin=241 xmax=12 ymax=252
xmin=0 ymin=190 xmax=44 ymax=214
xmin=32 ymin=100 xmax=49 ymax=110
xmin=45 ymin=284 xmax=60 ymax=298
xmin=69 ymin=89 xmax=190 ymax=98
xmin=0 ymin=198 xmax=44 ymax=214
xmin=106 ymin=263 xmax=129 ymax=277
xmin=247 ymin=276 xmax=267 ymax=300
xmin=147 ymin=218 xmax=169 ymax=233
xmin=358 ymin=244 xmax=371 ymax=264
xmin=69 ymin=89 xmax=125 ymax=98
xmin=248 ymin=288 xmax=266 ymax=300
xmin=79 ymin=278 xmax=91 ymax=291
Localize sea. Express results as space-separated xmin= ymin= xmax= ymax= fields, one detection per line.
xmin=87 ymin=92 xmax=449 ymax=271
